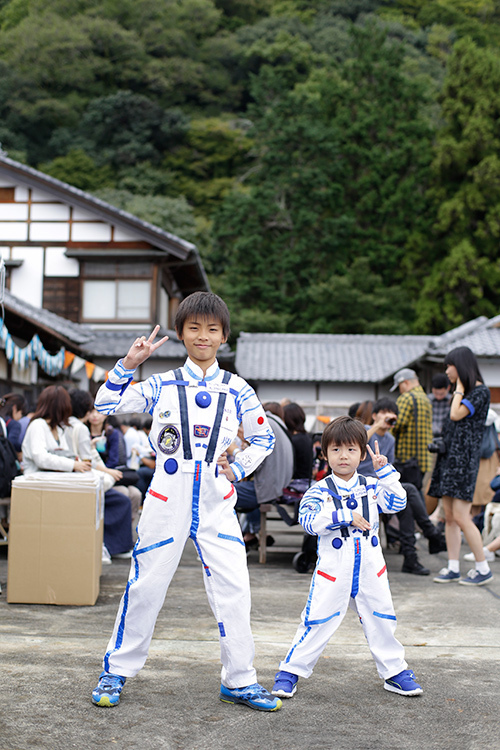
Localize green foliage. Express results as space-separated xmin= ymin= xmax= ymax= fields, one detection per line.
xmin=93 ymin=188 xmax=198 ymax=243
xmin=414 ymin=37 xmax=500 ymax=332
xmin=2 ymin=0 xmax=500 ymax=337
xmin=38 ymin=149 xmax=114 ymax=192
xmin=211 ymin=25 xmax=434 ymax=333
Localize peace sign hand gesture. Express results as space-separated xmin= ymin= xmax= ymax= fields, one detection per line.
xmin=366 ymin=440 xmax=388 ymax=471
xmin=122 ymin=325 xmax=169 ymax=370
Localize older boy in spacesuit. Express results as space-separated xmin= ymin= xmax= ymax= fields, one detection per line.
xmin=272 ymin=416 xmax=423 ymax=699
xmin=91 ymin=292 xmax=281 ymax=712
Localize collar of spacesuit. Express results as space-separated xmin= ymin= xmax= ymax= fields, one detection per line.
xmin=331 ymin=471 xmax=359 ymax=492
xmin=184 ymin=357 xmax=220 ymax=382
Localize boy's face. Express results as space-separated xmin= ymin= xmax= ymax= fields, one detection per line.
xmin=327 ymin=441 xmax=363 ymax=481
xmin=178 ymin=316 xmax=227 ymax=371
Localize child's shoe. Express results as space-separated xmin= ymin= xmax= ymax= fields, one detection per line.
xmin=219 ymin=683 xmax=282 ymax=711
xmin=384 ymin=669 xmax=423 ymax=696
xmin=92 ymin=671 xmax=126 ymax=706
xmin=272 ymin=670 xmax=299 ymax=698
xmin=433 ymin=567 xmax=461 ymax=583
xmin=458 ymin=569 xmax=493 ymax=586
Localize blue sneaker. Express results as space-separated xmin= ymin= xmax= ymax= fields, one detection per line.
xmin=433 ymin=567 xmax=461 ymax=583
xmin=384 ymin=669 xmax=423 ymax=696
xmin=458 ymin=569 xmax=493 ymax=586
xmin=92 ymin=671 xmax=126 ymax=707
xmin=272 ymin=670 xmax=298 ymax=698
xmin=220 ymin=683 xmax=282 ymax=711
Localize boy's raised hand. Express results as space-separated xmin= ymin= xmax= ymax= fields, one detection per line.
xmin=366 ymin=440 xmax=388 ymax=471
xmin=123 ymin=325 xmax=169 ymax=369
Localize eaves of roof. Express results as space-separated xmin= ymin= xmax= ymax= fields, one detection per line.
xmin=4 ymin=289 xmax=93 ymax=348
xmin=0 ymin=152 xmax=193 ymax=259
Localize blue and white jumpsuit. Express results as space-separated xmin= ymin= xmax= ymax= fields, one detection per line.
xmin=95 ymin=356 xmax=275 ymax=687
xmin=279 ymin=466 xmax=408 ymax=680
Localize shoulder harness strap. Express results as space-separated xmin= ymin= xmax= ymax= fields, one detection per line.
xmin=174 ymin=368 xmax=192 ymax=460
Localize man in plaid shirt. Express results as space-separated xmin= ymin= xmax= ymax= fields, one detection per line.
xmin=390 ymin=368 xmax=433 ymax=483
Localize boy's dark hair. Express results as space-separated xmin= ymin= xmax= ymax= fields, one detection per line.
xmin=373 ymin=398 xmax=398 ymax=416
xmin=69 ymin=389 xmax=94 ymax=420
xmin=174 ymin=291 xmax=230 ymax=339
xmin=321 ymin=416 xmax=367 ymax=458
xmin=431 ymin=373 xmax=450 ymax=390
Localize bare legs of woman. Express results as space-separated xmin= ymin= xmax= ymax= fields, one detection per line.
xmin=442 ymin=496 xmax=485 ymax=562
xmin=434 ymin=496 xmax=493 ymax=585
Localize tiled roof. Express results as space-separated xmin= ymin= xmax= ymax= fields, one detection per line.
xmin=428 ymin=316 xmax=500 ymax=357
xmin=83 ymin=328 xmax=234 ymax=363
xmin=235 ymin=332 xmax=431 ymax=383
xmin=4 ymin=289 xmax=94 ymax=346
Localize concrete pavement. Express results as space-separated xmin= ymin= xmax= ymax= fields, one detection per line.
xmin=1 ymin=520 xmax=499 ymax=750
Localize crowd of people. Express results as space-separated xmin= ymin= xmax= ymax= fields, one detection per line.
xmin=0 ymin=385 xmax=155 ymax=563
xmin=0 ymin=291 xmax=498 ymax=714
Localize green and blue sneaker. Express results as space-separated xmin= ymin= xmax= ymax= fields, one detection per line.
xmin=220 ymin=682 xmax=282 ymax=711
xmin=92 ymin=671 xmax=126 ymax=707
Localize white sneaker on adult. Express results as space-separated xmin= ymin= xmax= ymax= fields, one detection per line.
xmin=102 ymin=544 xmax=112 ymax=565
xmin=463 ymin=547 xmax=495 ymax=562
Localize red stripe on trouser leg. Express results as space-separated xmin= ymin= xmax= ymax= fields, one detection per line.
xmin=317 ymin=570 xmax=336 ymax=582
xmin=148 ymin=489 xmax=168 ymax=502
xmin=377 ymin=565 xmax=387 ymax=577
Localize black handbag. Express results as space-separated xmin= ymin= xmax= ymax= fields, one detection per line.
xmin=114 ymin=467 xmax=140 ymax=486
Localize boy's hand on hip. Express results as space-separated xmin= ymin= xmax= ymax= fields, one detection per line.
xmin=350 ymin=511 xmax=371 ymax=531
xmin=123 ymin=325 xmax=169 ymax=369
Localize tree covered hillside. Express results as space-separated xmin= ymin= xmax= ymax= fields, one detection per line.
xmin=2 ymin=0 xmax=500 ymax=337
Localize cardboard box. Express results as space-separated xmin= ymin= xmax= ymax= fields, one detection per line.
xmin=7 ymin=473 xmax=104 ymax=605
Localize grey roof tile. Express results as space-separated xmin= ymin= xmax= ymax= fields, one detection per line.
xmin=235 ymin=332 xmax=431 ymax=383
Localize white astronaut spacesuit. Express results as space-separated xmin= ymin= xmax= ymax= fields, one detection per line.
xmin=279 ymin=465 xmax=409 ymax=680
xmin=95 ymin=356 xmax=275 ymax=688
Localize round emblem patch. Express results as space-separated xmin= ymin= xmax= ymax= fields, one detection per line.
xmin=346 ymin=498 xmax=358 ymax=510
xmin=332 ymin=538 xmax=343 ymax=549
xmin=158 ymin=424 xmax=181 ymax=455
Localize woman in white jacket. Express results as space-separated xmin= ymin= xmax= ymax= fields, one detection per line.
xmin=21 ymin=385 xmax=92 ymax=476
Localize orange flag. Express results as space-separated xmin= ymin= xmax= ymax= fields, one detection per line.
xmin=64 ymin=351 xmax=75 ymax=369
xmin=85 ymin=361 xmax=95 ymax=379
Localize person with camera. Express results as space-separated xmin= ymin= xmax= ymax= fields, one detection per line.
xmin=429 ymin=347 xmax=492 ymax=585
xmin=358 ymin=398 xmax=446 ymax=575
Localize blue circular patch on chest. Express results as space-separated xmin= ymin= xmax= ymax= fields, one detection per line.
xmin=346 ymin=498 xmax=358 ymax=510
xmin=164 ymin=458 xmax=178 ymax=475
xmin=196 ymin=391 xmax=212 ymax=408
xmin=332 ymin=538 xmax=343 ymax=549
xmin=371 ymin=536 xmax=378 ymax=547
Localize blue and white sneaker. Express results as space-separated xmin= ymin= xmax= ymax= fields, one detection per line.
xmin=458 ymin=569 xmax=493 ymax=586
xmin=220 ymin=683 xmax=282 ymax=711
xmin=272 ymin=670 xmax=298 ymax=698
xmin=92 ymin=671 xmax=126 ymax=707
xmin=433 ymin=567 xmax=461 ymax=583
xmin=384 ymin=669 xmax=423 ymax=696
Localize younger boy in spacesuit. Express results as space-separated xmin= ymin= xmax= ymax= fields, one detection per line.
xmin=272 ymin=415 xmax=423 ymax=699
xmin=91 ymin=292 xmax=281 ymax=712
